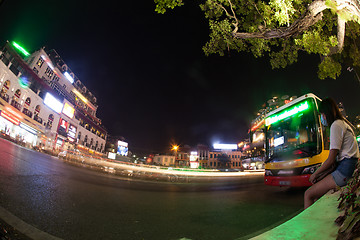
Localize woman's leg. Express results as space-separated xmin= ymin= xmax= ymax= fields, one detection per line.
xmin=304 ymin=174 xmax=337 ymax=209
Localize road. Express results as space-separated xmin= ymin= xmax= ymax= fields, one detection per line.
xmin=0 ymin=138 xmax=307 ymax=240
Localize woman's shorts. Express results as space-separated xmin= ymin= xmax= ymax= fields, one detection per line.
xmin=331 ymin=157 xmax=358 ymax=187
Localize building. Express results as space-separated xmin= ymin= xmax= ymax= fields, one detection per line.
xmin=208 ymin=150 xmax=242 ymax=169
xmin=153 ymin=155 xmax=175 ymax=167
xmin=0 ymin=41 xmax=107 ymax=154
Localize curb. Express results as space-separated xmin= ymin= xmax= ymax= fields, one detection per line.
xmin=0 ymin=205 xmax=62 ymax=240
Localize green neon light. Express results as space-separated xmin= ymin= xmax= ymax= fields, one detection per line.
xmin=357 ymin=136 xmax=360 ymax=142
xmin=265 ymin=101 xmax=310 ymax=126
xmin=19 ymin=76 xmax=30 ymax=89
xmin=11 ymin=41 xmax=30 ymax=57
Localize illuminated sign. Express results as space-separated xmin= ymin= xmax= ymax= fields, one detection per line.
xmin=0 ymin=111 xmax=20 ymax=125
xmin=11 ymin=41 xmax=30 ymax=57
xmin=67 ymin=124 xmax=77 ymax=142
xmin=190 ymin=151 xmax=198 ymax=161
xmin=41 ymin=55 xmax=54 ymax=70
xmin=72 ymin=89 xmax=88 ymax=104
xmin=108 ymin=152 xmax=116 ymax=160
xmin=190 ymin=161 xmax=199 ymax=169
xmin=118 ymin=140 xmax=128 ymax=148
xmin=117 ymin=140 xmax=128 ymax=156
xmin=20 ymin=123 xmax=37 ymax=135
xmin=60 ymin=118 xmax=68 ymax=130
xmin=274 ymin=136 xmax=284 ymax=147
xmin=19 ymin=76 xmax=30 ymax=89
xmin=58 ymin=118 xmax=68 ymax=137
xmin=265 ymin=101 xmax=309 ymax=126
xmin=64 ymin=72 xmax=74 ymax=83
xmin=62 ymin=102 xmax=75 ymax=119
xmin=213 ymin=143 xmax=238 ymax=150
xmin=44 ymin=93 xmax=63 ymax=114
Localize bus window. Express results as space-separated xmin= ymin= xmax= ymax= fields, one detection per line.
xmin=266 ymin=100 xmax=320 ymax=162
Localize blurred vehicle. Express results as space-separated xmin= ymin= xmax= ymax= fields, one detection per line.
xmin=58 ymin=150 xmax=67 ymax=158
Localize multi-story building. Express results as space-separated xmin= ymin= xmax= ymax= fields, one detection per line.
xmin=208 ymin=150 xmax=242 ymax=169
xmin=0 ymin=41 xmax=107 ymax=154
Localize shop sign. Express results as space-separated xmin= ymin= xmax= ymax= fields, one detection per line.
xmin=1 ymin=110 xmax=20 ymax=125
xmin=58 ymin=118 xmax=68 ymax=137
xmin=62 ymin=102 xmax=75 ymax=119
xmin=44 ymin=93 xmax=63 ymax=114
xmin=67 ymin=124 xmax=77 ymax=142
xmin=20 ymin=123 xmax=37 ymax=135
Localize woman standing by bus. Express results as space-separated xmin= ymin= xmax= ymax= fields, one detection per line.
xmin=304 ymin=98 xmax=360 ymax=209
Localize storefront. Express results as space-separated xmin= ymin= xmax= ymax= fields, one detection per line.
xmin=0 ymin=110 xmax=39 ymax=147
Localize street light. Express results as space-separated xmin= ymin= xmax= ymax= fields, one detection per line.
xmin=171 ymin=144 xmax=179 ymax=167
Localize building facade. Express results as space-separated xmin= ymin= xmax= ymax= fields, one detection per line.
xmin=208 ymin=150 xmax=242 ymax=169
xmin=0 ymin=41 xmax=107 ymax=154
xmin=153 ymin=155 xmax=175 ymax=167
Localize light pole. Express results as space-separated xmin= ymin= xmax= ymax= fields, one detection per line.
xmin=171 ymin=144 xmax=179 ymax=167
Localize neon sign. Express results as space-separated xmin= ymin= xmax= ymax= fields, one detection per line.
xmin=11 ymin=41 xmax=30 ymax=57
xmin=265 ymin=101 xmax=309 ymax=126
xmin=1 ymin=111 xmax=20 ymax=125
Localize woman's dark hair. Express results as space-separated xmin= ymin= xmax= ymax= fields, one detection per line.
xmin=318 ymin=98 xmax=344 ymax=126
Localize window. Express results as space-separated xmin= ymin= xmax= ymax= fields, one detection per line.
xmin=53 ymin=75 xmax=59 ymax=82
xmin=33 ymin=67 xmax=39 ymax=74
xmin=210 ymin=154 xmax=213 ymax=158
xmin=45 ymin=67 xmax=54 ymax=78
xmin=36 ymin=57 xmax=44 ymax=68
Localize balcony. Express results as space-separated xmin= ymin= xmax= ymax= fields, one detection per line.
xmin=34 ymin=115 xmax=43 ymax=124
xmin=22 ymin=108 xmax=33 ymax=118
xmin=10 ymin=99 xmax=22 ymax=111
xmin=0 ymin=92 xmax=9 ymax=103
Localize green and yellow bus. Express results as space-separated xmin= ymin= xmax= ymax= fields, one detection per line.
xmin=264 ymin=93 xmax=329 ymax=187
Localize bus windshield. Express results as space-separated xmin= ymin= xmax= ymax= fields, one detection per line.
xmin=265 ymin=99 xmax=320 ymax=163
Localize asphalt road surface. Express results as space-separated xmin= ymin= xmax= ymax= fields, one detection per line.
xmin=0 ymin=138 xmax=307 ymax=240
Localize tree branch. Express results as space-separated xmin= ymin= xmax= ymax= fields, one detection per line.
xmin=232 ymin=0 xmax=329 ymax=39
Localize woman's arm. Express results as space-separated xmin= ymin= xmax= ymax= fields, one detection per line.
xmin=309 ymin=149 xmax=339 ymax=184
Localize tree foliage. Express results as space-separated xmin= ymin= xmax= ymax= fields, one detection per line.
xmin=154 ymin=0 xmax=360 ymax=79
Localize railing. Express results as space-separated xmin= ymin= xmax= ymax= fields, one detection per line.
xmin=22 ymin=108 xmax=33 ymax=118
xmin=33 ymin=115 xmax=43 ymax=124
xmin=10 ymin=100 xmax=21 ymax=111
xmin=0 ymin=93 xmax=9 ymax=103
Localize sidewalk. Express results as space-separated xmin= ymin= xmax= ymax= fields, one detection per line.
xmin=250 ymin=190 xmax=341 ymax=240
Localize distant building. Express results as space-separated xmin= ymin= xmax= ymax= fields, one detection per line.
xmin=208 ymin=150 xmax=242 ymax=169
xmin=0 ymin=41 xmax=107 ymax=154
xmin=153 ymin=155 xmax=175 ymax=167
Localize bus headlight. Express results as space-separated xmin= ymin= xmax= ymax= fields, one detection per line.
xmin=265 ymin=170 xmax=273 ymax=176
xmin=302 ymin=164 xmax=321 ymax=175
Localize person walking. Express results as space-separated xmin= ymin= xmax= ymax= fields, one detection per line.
xmin=304 ymin=98 xmax=360 ymax=209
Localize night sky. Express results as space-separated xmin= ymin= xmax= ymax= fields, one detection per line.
xmin=0 ymin=0 xmax=359 ymax=153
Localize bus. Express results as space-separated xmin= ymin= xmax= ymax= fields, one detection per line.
xmin=264 ymin=93 xmax=329 ymax=187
